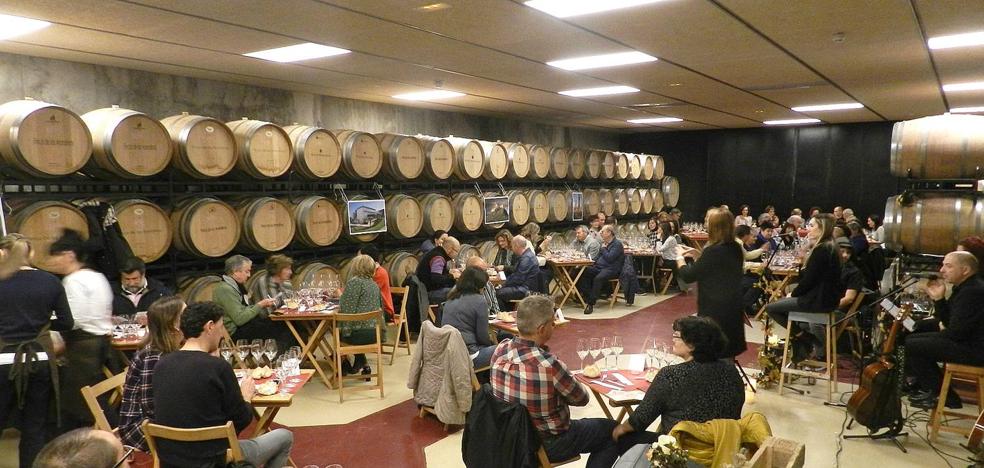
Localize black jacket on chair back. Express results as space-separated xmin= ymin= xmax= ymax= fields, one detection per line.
xmin=462 ymin=384 xmax=540 ymax=468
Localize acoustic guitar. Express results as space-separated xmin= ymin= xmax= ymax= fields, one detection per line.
xmin=846 ymin=303 xmax=911 ymax=430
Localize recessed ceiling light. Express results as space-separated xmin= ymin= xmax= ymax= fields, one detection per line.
xmin=558 ymin=86 xmax=639 ymax=97
xmin=243 ymin=42 xmax=350 ymax=63
xmin=627 ymin=117 xmax=683 ymax=124
xmin=950 ymin=106 xmax=984 ymax=114
xmin=791 ymin=102 xmax=864 ymax=112
xmin=0 ymin=13 xmax=51 ymax=40
xmin=392 ymin=90 xmax=465 ymax=100
xmin=525 ymin=0 xmax=668 ymax=18
xmin=929 ymin=31 xmax=984 ymax=50
xmin=547 ymin=51 xmax=657 ymax=71
xmin=942 ymin=81 xmax=984 ymax=92
xmin=415 ymin=2 xmax=451 ymax=12
xmin=763 ymin=118 xmax=822 ymax=126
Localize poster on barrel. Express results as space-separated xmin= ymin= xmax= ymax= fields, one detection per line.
xmin=483 ymin=196 xmax=510 ymax=225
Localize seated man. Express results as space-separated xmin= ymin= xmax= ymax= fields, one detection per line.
xmin=577 ymin=225 xmax=625 ymax=315
xmin=33 ymin=428 xmax=130 ymax=468
xmin=248 ymin=254 xmax=294 ymax=315
xmin=571 ymin=225 xmax=601 ymax=261
xmin=415 ymin=236 xmax=462 ymax=305
xmin=490 ymin=296 xmax=618 ymax=468
xmin=111 ymin=257 xmax=171 ymax=316
xmin=906 ymin=251 xmax=984 ymax=409
xmin=153 ymin=302 xmax=293 ymax=468
xmin=495 ymin=235 xmax=540 ymax=310
xmin=811 ymin=237 xmax=866 ymax=359
xmin=213 ymin=255 xmax=291 ymax=348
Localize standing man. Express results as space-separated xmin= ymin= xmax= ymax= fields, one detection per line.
xmin=571 ymin=225 xmax=601 ymax=261
xmin=496 ymin=236 xmax=540 ymax=310
xmin=905 ymin=252 xmax=984 ymax=409
xmin=213 ymin=255 xmax=291 ymax=348
xmin=577 ymin=225 xmax=625 ymax=315
xmin=490 ymin=296 xmax=618 ymax=468
xmin=111 ymin=257 xmax=171 ymax=316
xmin=153 ymin=302 xmax=293 ymax=467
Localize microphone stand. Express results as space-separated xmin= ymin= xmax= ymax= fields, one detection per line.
xmin=833 ymin=275 xmax=919 ymax=328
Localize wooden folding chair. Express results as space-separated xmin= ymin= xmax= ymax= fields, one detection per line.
xmin=419 ymin=371 xmax=483 ymax=431
xmin=333 ymin=309 xmax=385 ymax=403
xmin=658 ymin=268 xmax=674 ymax=295
xmin=141 ymin=420 xmax=244 ymax=468
xmin=80 ymin=371 xmax=126 ymax=433
xmin=834 ymin=293 xmax=867 ymax=359
xmin=608 ymin=279 xmax=621 ymax=309
xmin=385 ymin=286 xmax=413 ymax=365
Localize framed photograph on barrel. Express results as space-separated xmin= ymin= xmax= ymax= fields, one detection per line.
xmin=347 ymin=199 xmax=387 ymax=235
xmin=483 ymin=196 xmax=510 ymax=225
xmin=571 ymin=191 xmax=583 ymax=221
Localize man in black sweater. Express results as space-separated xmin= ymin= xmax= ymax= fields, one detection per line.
xmin=110 ymin=257 xmax=171 ymax=316
xmin=906 ymin=251 xmax=984 ymax=409
xmin=152 ymin=302 xmax=292 ymax=468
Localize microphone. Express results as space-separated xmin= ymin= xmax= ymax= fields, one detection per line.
xmin=906 ymin=272 xmax=939 ymax=280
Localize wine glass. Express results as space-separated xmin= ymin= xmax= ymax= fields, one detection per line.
xmin=589 ymin=338 xmax=601 ymax=367
xmin=235 ymin=339 xmax=249 ymax=366
xmin=645 ymin=337 xmax=657 ymax=370
xmin=264 ymin=339 xmax=278 ymax=365
xmin=250 ymin=339 xmax=263 ymax=366
xmin=576 ymin=339 xmax=588 ymax=372
xmin=600 ymin=337 xmax=612 ymax=371
xmin=611 ymin=335 xmax=623 ymax=369
xmin=220 ymin=339 xmax=233 ymax=364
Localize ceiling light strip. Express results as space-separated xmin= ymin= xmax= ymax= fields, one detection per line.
xmin=790 ymin=102 xmax=864 ymax=112
xmin=525 ymin=0 xmax=668 ymax=18
xmin=929 ymin=31 xmax=984 ymax=50
xmin=547 ymin=51 xmax=657 ymax=71
xmin=558 ymin=86 xmax=639 ymax=97
xmin=763 ymin=118 xmax=821 ymax=126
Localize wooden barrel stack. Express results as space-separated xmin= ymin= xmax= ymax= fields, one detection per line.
xmin=82 ymin=106 xmax=172 ymax=178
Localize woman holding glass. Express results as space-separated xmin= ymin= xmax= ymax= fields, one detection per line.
xmin=612 ymin=316 xmax=744 ymax=450
xmin=339 ymin=254 xmax=384 ymax=376
xmin=119 ymin=295 xmax=186 ymax=451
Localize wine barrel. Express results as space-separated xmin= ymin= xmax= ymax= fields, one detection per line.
xmin=546 ymin=189 xmax=569 ymax=222
xmin=613 ymin=189 xmax=630 ymax=216
xmin=582 ymin=189 xmax=601 ymax=217
xmin=334 ymin=129 xmax=383 ymax=180
xmin=292 ymin=262 xmax=340 ymax=289
xmin=385 ymin=194 xmax=424 ymax=239
xmin=344 ymin=194 xmax=382 ymax=243
xmin=526 ymin=144 xmax=551 ymax=179
xmin=615 ymin=152 xmax=629 ymax=180
xmin=82 ymin=106 xmax=171 ymax=178
xmin=641 ymin=188 xmax=655 ymax=214
xmin=600 ymin=151 xmax=616 ymax=179
xmin=478 ymin=140 xmax=509 ymax=181
xmin=171 ymin=197 xmax=241 ymax=258
xmin=652 ymin=155 xmax=665 ymax=180
xmin=416 ymin=135 xmax=455 ymax=181
xmin=883 ymin=193 xmax=984 ymax=255
xmin=328 ymin=255 xmax=355 ymax=283
xmin=458 ymin=243 xmax=481 ymax=265
xmin=447 ymin=136 xmax=486 ymax=180
xmin=178 ymin=275 xmax=223 ymax=303
xmin=225 ymin=119 xmax=292 ymax=178
xmin=376 ymin=133 xmax=426 ymax=181
xmin=290 ymin=195 xmax=343 ymax=248
xmin=627 ymin=153 xmax=642 ymax=180
xmin=417 ymin=193 xmax=455 ymax=235
xmin=476 ymin=240 xmax=498 ymax=264
xmin=651 ymin=188 xmax=665 ymax=213
xmin=233 ymin=197 xmax=294 ymax=252
xmin=586 ymin=151 xmax=603 ymax=179
xmin=451 ymin=192 xmax=484 ymax=232
xmin=0 ymin=99 xmax=91 ymax=178
xmin=568 ymin=149 xmax=586 ymax=180
xmin=548 ymin=147 xmax=569 ymax=179
xmin=8 ymin=200 xmax=89 ymax=271
xmin=641 ymin=154 xmax=655 ymax=181
xmin=598 ymin=189 xmax=616 ymax=217
xmin=890 ymin=114 xmax=984 ymax=179
xmin=625 ymin=188 xmax=643 ymax=215
xmin=283 ymin=125 xmax=341 ymax=179
xmin=382 ymin=251 xmax=419 ymax=287
xmin=526 ymin=189 xmax=549 ymax=224
xmin=661 ymin=176 xmax=680 ymax=208
xmin=160 ymin=113 xmax=236 ymax=179
xmin=504 ymin=142 xmax=531 ymax=179
xmin=113 ymin=198 xmax=171 ymax=263
xmin=505 ymin=190 xmax=530 ymax=226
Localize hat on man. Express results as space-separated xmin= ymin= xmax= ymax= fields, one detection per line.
xmin=835 ymin=237 xmax=853 ymax=250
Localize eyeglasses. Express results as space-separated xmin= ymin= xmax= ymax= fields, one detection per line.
xmin=112 ymin=446 xmax=135 ymax=468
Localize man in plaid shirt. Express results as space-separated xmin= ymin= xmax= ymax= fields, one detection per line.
xmin=490 ymin=296 xmax=618 ymax=468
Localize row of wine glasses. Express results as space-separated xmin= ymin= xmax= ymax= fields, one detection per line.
xmin=575 ymin=336 xmax=624 ymax=372
xmin=221 ymin=339 xmax=278 ymax=367
xmin=644 ymin=338 xmax=672 ymax=370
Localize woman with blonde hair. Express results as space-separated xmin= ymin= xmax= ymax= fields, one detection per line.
xmin=118 ymin=295 xmax=185 ymax=451
xmin=675 ymin=208 xmax=746 ymax=358
xmin=339 ymin=254 xmax=384 ymax=375
xmin=0 ymin=234 xmax=74 ymax=467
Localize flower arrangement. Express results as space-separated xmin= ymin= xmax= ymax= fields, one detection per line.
xmin=756 ymin=334 xmax=783 ymax=389
xmin=647 ymin=434 xmax=690 ymax=468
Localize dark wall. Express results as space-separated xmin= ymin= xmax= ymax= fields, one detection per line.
xmin=621 ymin=122 xmax=903 ymax=222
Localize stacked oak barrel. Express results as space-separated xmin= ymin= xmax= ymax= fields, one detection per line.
xmin=0 ymin=98 xmax=680 ymax=289
xmin=883 ymin=114 xmax=984 ymax=255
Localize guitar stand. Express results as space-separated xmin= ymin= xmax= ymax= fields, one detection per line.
xmin=843 ymin=419 xmax=908 ymax=453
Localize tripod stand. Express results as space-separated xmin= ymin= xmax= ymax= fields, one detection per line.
xmin=844 ymin=417 xmax=908 ymax=453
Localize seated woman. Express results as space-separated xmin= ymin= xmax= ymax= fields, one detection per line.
xmin=441 ymin=267 xmax=508 ymax=372
xmin=339 ymin=254 xmax=385 ymax=375
xmin=249 ymin=254 xmax=294 ymax=314
xmin=612 ymin=316 xmax=744 ymax=451
xmin=118 ymin=295 xmax=185 ymax=451
xmin=655 ymin=222 xmax=691 ymax=292
xmin=491 ymin=231 xmax=515 ymax=272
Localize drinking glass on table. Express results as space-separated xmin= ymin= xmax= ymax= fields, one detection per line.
xmin=600 ymin=337 xmax=612 ymax=370
xmin=576 ymin=339 xmax=588 ymax=372
xmin=250 ymin=339 xmax=263 ymax=366
xmin=236 ymin=339 xmax=249 ymax=365
xmin=611 ymin=335 xmax=623 ymax=369
xmin=220 ymin=339 xmax=233 ymax=364
xmin=264 ymin=339 xmax=278 ymax=365
xmin=645 ymin=337 xmax=658 ymax=370
xmin=589 ymin=338 xmax=601 ymax=367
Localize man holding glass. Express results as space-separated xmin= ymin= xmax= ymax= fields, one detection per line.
xmin=214 ymin=255 xmax=291 ymax=351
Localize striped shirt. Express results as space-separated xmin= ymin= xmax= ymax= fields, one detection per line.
xmin=490 ymin=338 xmax=588 ymax=436
xmin=483 ymin=283 xmax=501 ymax=316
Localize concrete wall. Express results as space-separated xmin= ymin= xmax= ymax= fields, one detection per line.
xmin=0 ymin=51 xmax=618 ymax=151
